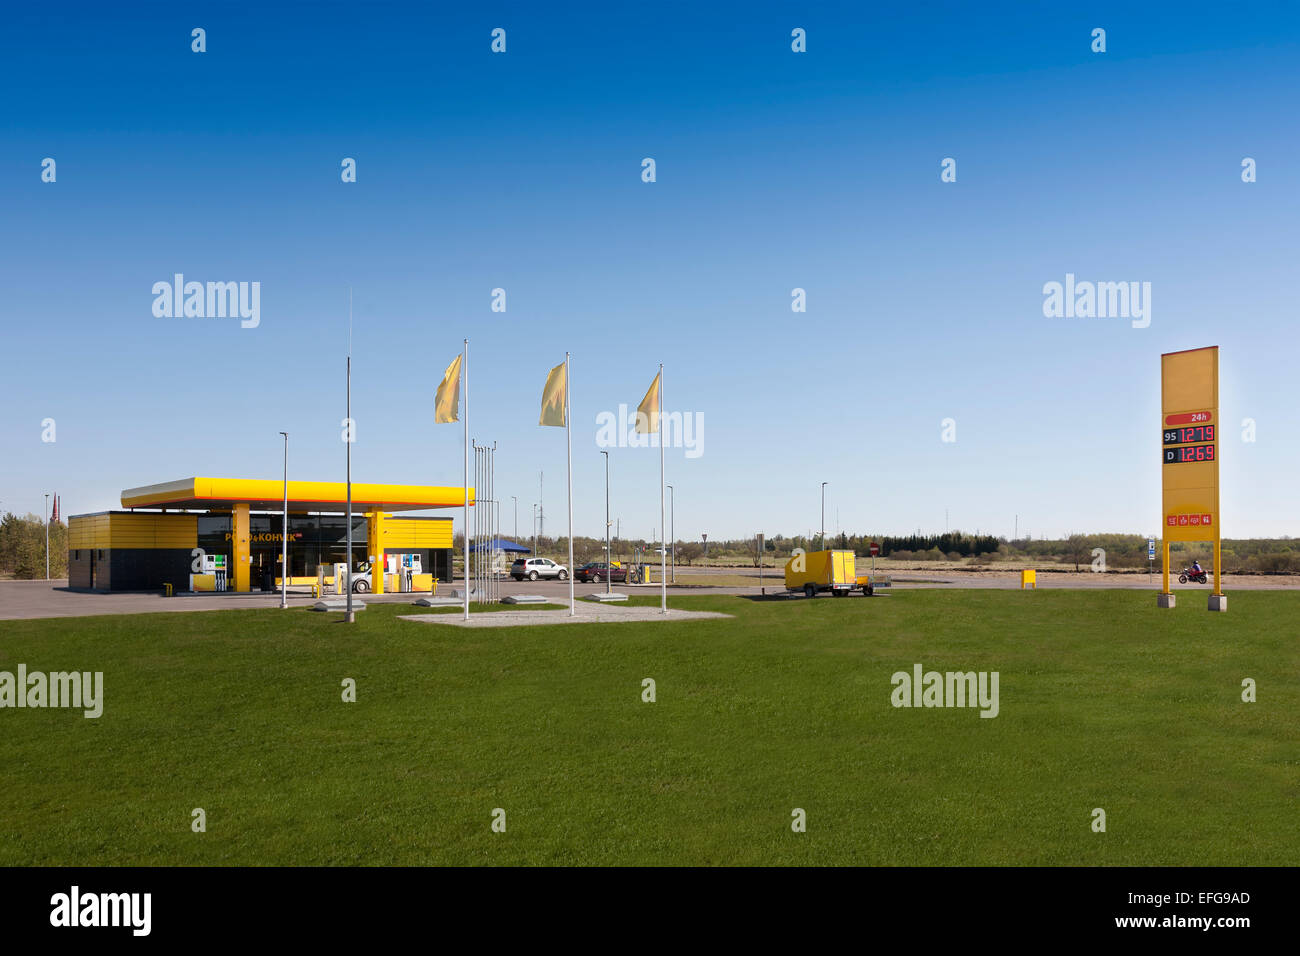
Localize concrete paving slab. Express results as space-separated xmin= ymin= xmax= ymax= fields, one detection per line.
xmin=399 ymin=601 xmax=732 ymax=628
xmin=313 ymin=599 xmax=366 ymax=612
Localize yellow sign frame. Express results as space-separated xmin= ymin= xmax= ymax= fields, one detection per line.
xmin=1159 ymin=347 xmax=1222 ymax=606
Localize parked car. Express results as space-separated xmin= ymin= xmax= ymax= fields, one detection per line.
xmin=575 ymin=562 xmax=628 ymax=584
xmin=510 ymin=557 xmax=568 ymax=581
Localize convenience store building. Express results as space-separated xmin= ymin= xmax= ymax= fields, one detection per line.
xmin=67 ymin=477 xmax=471 ymax=594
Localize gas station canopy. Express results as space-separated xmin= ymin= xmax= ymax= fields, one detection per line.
xmin=121 ymin=477 xmax=473 ymax=513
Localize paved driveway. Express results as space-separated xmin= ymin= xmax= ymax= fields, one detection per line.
xmin=2 ymin=571 xmax=1292 ymax=621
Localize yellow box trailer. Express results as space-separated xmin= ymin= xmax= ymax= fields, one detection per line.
xmin=854 ymin=573 xmax=892 ymax=596
xmin=785 ymin=549 xmax=857 ymax=598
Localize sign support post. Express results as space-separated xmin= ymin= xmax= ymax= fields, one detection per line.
xmin=1161 ymin=541 xmax=1170 ymax=602
xmin=1213 ymin=538 xmax=1222 ymax=601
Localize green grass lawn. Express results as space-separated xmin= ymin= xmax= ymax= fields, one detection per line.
xmin=0 ymin=591 xmax=1295 ymax=866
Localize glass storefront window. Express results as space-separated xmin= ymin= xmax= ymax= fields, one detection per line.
xmin=197 ymin=514 xmax=232 ymax=565
xmin=178 ymin=511 xmax=443 ymax=588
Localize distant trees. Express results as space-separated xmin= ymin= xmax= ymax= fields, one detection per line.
xmin=13 ymin=512 xmax=1297 ymax=582
xmin=0 ymin=513 xmax=67 ymax=579
xmin=875 ymin=532 xmax=1000 ymax=558
xmin=447 ymin=528 xmax=1300 ymax=574
xmin=675 ymin=542 xmax=703 ymax=567
xmin=1065 ymin=534 xmax=1090 ymax=572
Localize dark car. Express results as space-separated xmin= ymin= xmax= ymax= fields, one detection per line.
xmin=575 ymin=562 xmax=628 ymax=584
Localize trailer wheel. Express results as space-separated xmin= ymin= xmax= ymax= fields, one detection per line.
xmin=832 ymin=590 xmax=845 ymax=597
xmin=864 ymin=585 xmax=873 ymax=597
xmin=804 ymin=584 xmax=816 ymax=599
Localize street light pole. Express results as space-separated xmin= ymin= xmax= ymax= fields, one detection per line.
xmin=511 ymin=496 xmax=517 ymax=541
xmin=667 ymin=484 xmax=675 ymax=583
xmin=821 ymin=482 xmax=827 ymax=549
xmin=345 ymin=292 xmax=354 ymax=624
xmin=601 ymin=451 xmax=610 ymax=594
xmin=44 ymin=493 xmax=50 ymax=581
xmin=280 ymin=431 xmax=289 ymax=609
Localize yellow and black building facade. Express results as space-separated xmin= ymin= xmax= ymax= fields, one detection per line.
xmin=68 ymin=477 xmax=472 ymax=594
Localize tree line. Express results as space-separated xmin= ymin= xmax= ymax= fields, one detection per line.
xmin=515 ymin=531 xmax=1300 ymax=574
xmin=11 ymin=515 xmax=1292 ymax=579
xmin=0 ymin=513 xmax=67 ymax=579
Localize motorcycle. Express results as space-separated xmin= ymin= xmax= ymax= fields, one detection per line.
xmin=1178 ymin=567 xmax=1208 ymax=584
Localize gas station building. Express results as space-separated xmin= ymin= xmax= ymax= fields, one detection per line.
xmin=67 ymin=477 xmax=472 ymax=594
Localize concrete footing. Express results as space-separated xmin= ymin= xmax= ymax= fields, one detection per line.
xmin=1156 ymin=593 xmax=1176 ymax=609
xmin=313 ymin=599 xmax=366 ymax=612
xmin=1208 ymin=594 xmax=1228 ymax=612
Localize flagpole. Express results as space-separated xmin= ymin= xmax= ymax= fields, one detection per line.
xmin=345 ymin=289 xmax=354 ymax=623
xmin=658 ymin=362 xmax=666 ymax=614
xmin=566 ymin=352 xmax=574 ymax=616
xmin=463 ymin=338 xmax=470 ymax=622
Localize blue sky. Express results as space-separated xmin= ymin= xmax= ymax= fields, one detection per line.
xmin=3 ymin=1 xmax=1298 ymax=541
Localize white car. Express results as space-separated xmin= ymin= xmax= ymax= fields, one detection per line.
xmin=510 ymin=558 xmax=568 ymax=581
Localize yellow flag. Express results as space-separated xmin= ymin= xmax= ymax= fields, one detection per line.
xmin=636 ymin=371 xmax=661 ymax=433
xmin=539 ymin=361 xmax=567 ymax=427
xmin=434 ymin=354 xmax=462 ymax=423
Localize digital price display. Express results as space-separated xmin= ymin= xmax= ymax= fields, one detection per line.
xmin=1163 ymin=425 xmax=1215 ymax=445
xmin=1163 ymin=444 xmax=1215 ymax=464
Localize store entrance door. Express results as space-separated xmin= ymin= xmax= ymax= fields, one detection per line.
xmin=254 ymin=553 xmax=276 ymax=592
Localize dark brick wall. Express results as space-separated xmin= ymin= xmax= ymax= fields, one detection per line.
xmin=95 ymin=549 xmax=195 ymax=592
